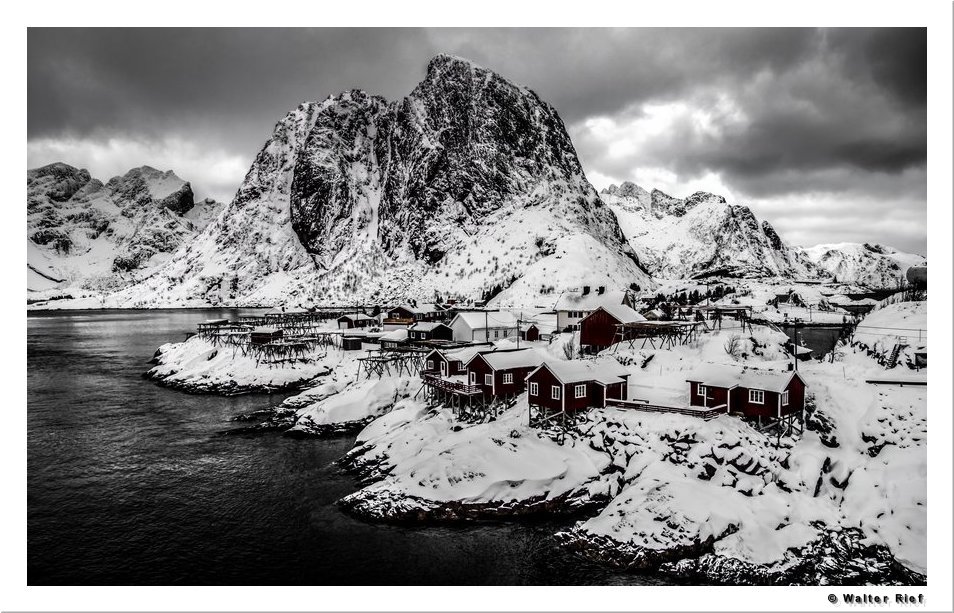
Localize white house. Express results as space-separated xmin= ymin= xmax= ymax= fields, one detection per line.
xmin=553 ymin=288 xmax=634 ymax=331
xmin=448 ymin=311 xmax=519 ymax=342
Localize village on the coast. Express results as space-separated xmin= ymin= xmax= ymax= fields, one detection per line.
xmin=154 ymin=272 xmax=927 ymax=441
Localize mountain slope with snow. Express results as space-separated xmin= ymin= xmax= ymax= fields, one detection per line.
xmin=602 ymin=182 xmax=819 ymax=280
xmin=802 ymin=242 xmax=925 ymax=289
xmin=110 ymin=55 xmax=652 ymax=308
xmin=27 ymin=163 xmax=221 ymax=295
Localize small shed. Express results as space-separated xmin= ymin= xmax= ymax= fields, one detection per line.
xmin=250 ymin=327 xmax=283 ymax=345
xmin=338 ymin=313 xmax=376 ymax=329
xmin=409 ymin=322 xmax=454 ymax=342
xmin=520 ymin=324 xmax=540 ymax=342
xmin=342 ymin=336 xmax=365 ymax=351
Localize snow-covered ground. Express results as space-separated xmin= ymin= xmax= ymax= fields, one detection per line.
xmin=140 ymin=298 xmax=926 ymax=584
xmin=331 ymin=317 xmax=926 ymax=584
xmin=146 ymin=335 xmax=338 ymax=394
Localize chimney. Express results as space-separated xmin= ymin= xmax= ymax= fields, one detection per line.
xmin=597 ymin=286 xmax=605 ymax=295
xmin=582 ymin=285 xmax=591 ymax=295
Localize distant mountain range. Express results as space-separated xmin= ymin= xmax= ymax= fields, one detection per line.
xmin=27 ymin=163 xmax=221 ymax=294
xmin=802 ymin=242 xmax=926 ymax=288
xmin=601 ymin=182 xmax=819 ymax=280
xmin=27 ymin=56 xmax=925 ymax=307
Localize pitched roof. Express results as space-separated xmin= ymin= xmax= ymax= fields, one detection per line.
xmin=583 ymin=303 xmax=646 ymax=325
xmin=393 ymin=303 xmax=442 ymax=315
xmin=339 ymin=313 xmax=375 ymax=321
xmin=471 ymin=348 xmax=546 ymax=371
xmin=451 ymin=311 xmax=518 ymax=329
xmin=251 ymin=327 xmax=281 ymax=334
xmin=532 ymin=359 xmax=631 ymax=385
xmin=381 ymin=329 xmax=409 ymax=341
xmin=410 ymin=322 xmax=450 ymax=332
xmin=553 ymin=290 xmax=629 ymax=312
xmin=686 ymin=363 xmax=805 ymax=393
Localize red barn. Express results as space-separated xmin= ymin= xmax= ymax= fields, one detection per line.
xmin=465 ymin=349 xmax=545 ymax=398
xmin=686 ymin=365 xmax=807 ymax=419
xmin=526 ymin=360 xmax=630 ymax=414
xmin=580 ymin=304 xmax=646 ymax=350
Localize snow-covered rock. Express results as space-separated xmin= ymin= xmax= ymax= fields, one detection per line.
xmin=109 ymin=55 xmax=652 ymax=308
xmin=602 ymin=181 xmax=819 ymax=280
xmin=27 ymin=162 xmax=222 ymax=297
xmin=803 ymin=242 xmax=926 ymax=289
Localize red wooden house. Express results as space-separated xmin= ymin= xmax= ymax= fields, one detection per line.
xmin=337 ymin=313 xmax=376 ymax=329
xmin=409 ymin=322 xmax=454 ymax=342
xmin=580 ymin=304 xmax=646 ymax=350
xmin=526 ymin=360 xmax=630 ymax=414
xmin=422 ymin=346 xmax=494 ymax=379
xmin=465 ymin=349 xmax=545 ymax=398
xmin=686 ymin=365 xmax=807 ymax=419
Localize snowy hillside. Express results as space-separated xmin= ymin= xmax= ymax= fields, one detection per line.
xmin=109 ymin=55 xmax=652 ymax=308
xmin=803 ymin=242 xmax=925 ymax=289
xmin=27 ymin=162 xmax=221 ymax=296
xmin=602 ymin=182 xmax=819 ymax=280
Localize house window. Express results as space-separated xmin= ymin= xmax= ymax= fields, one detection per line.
xmin=552 ymin=385 xmax=561 ymax=400
xmin=749 ymin=389 xmax=765 ymax=404
xmin=494 ymin=330 xmax=499 ymax=339
xmin=574 ymin=384 xmax=586 ymax=398
xmin=470 ymin=372 xmax=476 ymax=385
xmin=529 ymin=382 xmax=539 ymax=396
xmin=503 ymin=373 xmax=513 ymax=384
xmin=697 ymin=383 xmax=707 ymax=397
xmin=781 ymin=391 xmax=790 ymax=406
xmin=426 ymin=360 xmax=434 ymax=370
xmin=485 ymin=374 xmax=493 ymax=386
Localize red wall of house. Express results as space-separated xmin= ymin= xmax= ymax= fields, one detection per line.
xmin=580 ymin=309 xmax=622 ymax=348
xmin=527 ymin=367 xmax=564 ymax=412
xmin=467 ymin=355 xmax=494 ymax=396
xmin=688 ymin=382 xmax=731 ymax=409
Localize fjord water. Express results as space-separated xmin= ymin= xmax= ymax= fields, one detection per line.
xmin=27 ymin=310 xmax=666 ymax=585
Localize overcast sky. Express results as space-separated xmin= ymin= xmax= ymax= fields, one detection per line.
xmin=27 ymin=28 xmax=926 ymax=253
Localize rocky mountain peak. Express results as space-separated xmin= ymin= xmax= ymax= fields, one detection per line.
xmin=112 ymin=55 xmax=651 ymax=307
xmin=28 ymin=163 xmax=93 ymax=203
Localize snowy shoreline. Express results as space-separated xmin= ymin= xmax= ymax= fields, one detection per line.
xmin=140 ymin=303 xmax=927 ymax=585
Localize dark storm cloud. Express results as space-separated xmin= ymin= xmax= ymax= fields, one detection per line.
xmin=27 ymin=27 xmax=926 ymax=252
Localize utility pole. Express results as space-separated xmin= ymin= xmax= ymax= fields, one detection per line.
xmin=516 ymin=312 xmax=522 ymax=349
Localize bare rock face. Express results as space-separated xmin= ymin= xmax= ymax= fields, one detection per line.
xmin=112 ymin=55 xmax=652 ymax=307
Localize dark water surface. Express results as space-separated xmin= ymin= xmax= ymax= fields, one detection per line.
xmin=28 ymin=309 xmax=667 ymax=585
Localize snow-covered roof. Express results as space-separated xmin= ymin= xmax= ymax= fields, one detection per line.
xmin=381 ymin=329 xmax=409 ymax=341
xmin=393 ymin=303 xmax=442 ymax=315
xmin=471 ymin=348 xmax=545 ymax=371
xmin=203 ymin=318 xmax=229 ymax=325
xmin=532 ymin=359 xmax=630 ymax=385
xmin=451 ymin=311 xmax=518 ymax=329
xmin=585 ymin=303 xmax=646 ymax=324
xmin=339 ymin=313 xmax=375 ymax=321
xmin=251 ymin=327 xmax=280 ymax=334
xmin=686 ymin=364 xmax=804 ymax=393
xmin=440 ymin=345 xmax=495 ymax=364
xmin=553 ymin=289 xmax=629 ymax=312
xmin=410 ymin=321 xmax=449 ymax=332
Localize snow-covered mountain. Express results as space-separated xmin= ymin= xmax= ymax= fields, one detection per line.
xmin=802 ymin=242 xmax=926 ymax=289
xmin=110 ymin=55 xmax=652 ymax=308
xmin=27 ymin=163 xmax=222 ymax=295
xmin=601 ymin=182 xmax=819 ymax=280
